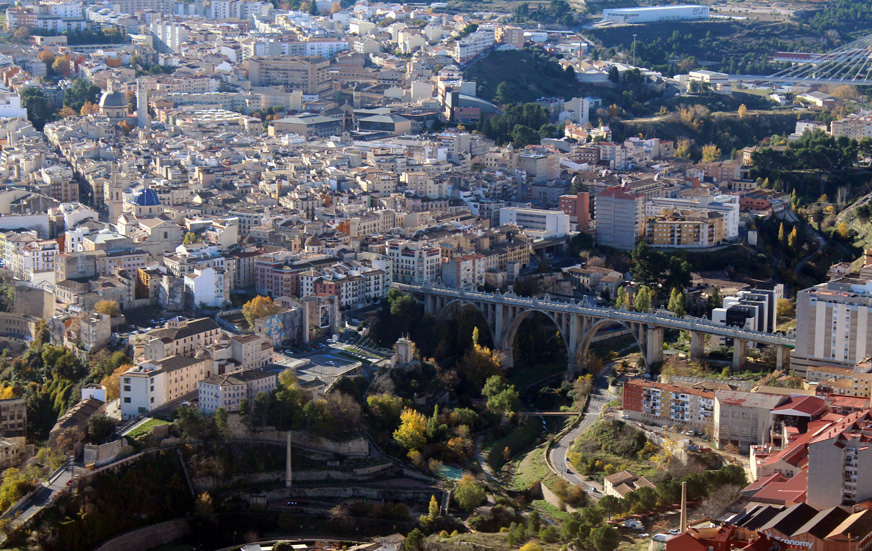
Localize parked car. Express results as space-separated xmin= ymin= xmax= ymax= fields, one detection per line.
xmin=669 ymin=529 xmax=681 ymax=535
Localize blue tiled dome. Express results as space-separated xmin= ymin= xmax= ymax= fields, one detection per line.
xmin=132 ymin=188 xmax=161 ymax=207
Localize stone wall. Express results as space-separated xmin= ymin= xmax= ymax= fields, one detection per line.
xmin=92 ymin=519 xmax=191 ymax=551
xmin=83 ymin=439 xmax=133 ymax=467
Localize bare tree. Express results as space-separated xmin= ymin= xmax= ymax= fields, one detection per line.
xmin=696 ymin=484 xmax=743 ymax=519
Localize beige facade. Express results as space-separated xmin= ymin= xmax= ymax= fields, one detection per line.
xmin=244 ymin=56 xmax=331 ymax=94
xmin=143 ymin=317 xmax=223 ymax=360
xmin=713 ymin=390 xmax=785 ymax=452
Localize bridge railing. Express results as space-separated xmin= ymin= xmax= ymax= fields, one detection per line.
xmin=400 ymin=283 xmax=794 ymax=347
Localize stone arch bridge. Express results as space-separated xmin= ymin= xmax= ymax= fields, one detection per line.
xmin=394 ymin=284 xmax=795 ymax=375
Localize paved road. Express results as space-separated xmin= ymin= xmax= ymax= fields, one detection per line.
xmin=548 ymin=367 xmax=614 ymax=499
xmin=2 ymin=463 xmax=74 ymax=538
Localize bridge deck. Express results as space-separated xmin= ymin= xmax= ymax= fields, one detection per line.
xmin=397 ymin=283 xmax=795 ymax=348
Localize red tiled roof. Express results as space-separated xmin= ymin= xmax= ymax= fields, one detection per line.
xmin=772 ymin=395 xmax=827 ymax=417
xmin=751 ymin=469 xmax=808 ymax=505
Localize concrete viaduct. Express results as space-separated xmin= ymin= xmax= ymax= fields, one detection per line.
xmin=394 ymin=283 xmax=795 ymax=374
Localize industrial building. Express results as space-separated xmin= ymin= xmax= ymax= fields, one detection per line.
xmin=601 ymin=5 xmax=710 ymax=24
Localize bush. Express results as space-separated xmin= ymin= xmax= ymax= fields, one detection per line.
xmin=454 ymin=475 xmax=487 ymax=512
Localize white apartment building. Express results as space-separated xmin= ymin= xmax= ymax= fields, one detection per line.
xmin=120 ymin=355 xmax=213 ymax=419
xmin=498 ymin=207 xmax=570 ymax=240
xmin=453 ymin=27 xmax=495 ymax=64
xmin=793 ymin=278 xmax=872 ymax=374
xmin=184 ymin=266 xmax=228 ymax=308
xmin=11 ymin=239 xmax=58 ymax=288
xmin=0 ymin=94 xmax=28 ymax=119
xmin=198 ymin=368 xmax=278 ymax=415
xmin=387 ymin=239 xmax=442 ymax=285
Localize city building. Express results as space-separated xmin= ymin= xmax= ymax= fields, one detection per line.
xmin=498 ymin=207 xmax=570 ymax=240
xmin=120 ymin=355 xmax=213 ymax=419
xmin=793 ymin=279 xmax=872 ymax=375
xmin=198 ymin=368 xmax=278 ymax=414
xmin=622 ymin=379 xmax=714 ymax=432
xmin=595 ymin=186 xmax=641 ymax=250
xmin=244 ymin=56 xmax=331 ymax=94
xmin=644 ymin=209 xmax=725 ymax=248
xmin=601 ymin=5 xmax=710 ymax=24
xmin=558 ymin=192 xmax=590 ymax=231
xmin=713 ymin=390 xmax=786 ymax=452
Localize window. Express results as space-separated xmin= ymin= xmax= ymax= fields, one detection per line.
xmin=123 ymin=397 xmax=131 ymax=403
xmin=123 ymin=385 xmax=131 ymax=392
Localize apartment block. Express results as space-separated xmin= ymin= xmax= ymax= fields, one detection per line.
xmin=793 ymin=278 xmax=872 ymax=375
xmin=558 ymin=192 xmax=590 ymax=231
xmin=244 ymin=56 xmax=331 ymax=95
xmin=198 ymin=368 xmax=278 ymax=414
xmin=595 ymin=186 xmax=641 ymax=250
xmin=622 ymin=379 xmax=714 ymax=432
xmin=387 ymin=239 xmax=441 ymax=285
xmin=0 ymin=398 xmax=26 ymax=436
xmin=120 ymin=355 xmax=213 ymax=419
xmin=644 ymin=209 xmax=725 ymax=248
xmin=143 ymin=317 xmax=223 ymax=361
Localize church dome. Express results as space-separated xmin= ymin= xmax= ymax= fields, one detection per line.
xmin=132 ymin=188 xmax=161 ymax=207
xmin=99 ymin=90 xmax=128 ymax=108
xmin=304 ymin=235 xmax=322 ymax=247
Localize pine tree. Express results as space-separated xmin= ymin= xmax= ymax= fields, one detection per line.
xmin=777 ymin=222 xmax=786 ymax=245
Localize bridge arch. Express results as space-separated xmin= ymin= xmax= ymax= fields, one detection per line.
xmin=434 ymin=299 xmax=496 ymax=348
xmin=572 ymin=318 xmax=646 ymax=373
xmin=499 ymin=309 xmax=571 ymax=367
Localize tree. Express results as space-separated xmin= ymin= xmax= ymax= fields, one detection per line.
xmin=428 ymin=495 xmax=440 ymax=520
xmin=511 ymin=124 xmax=540 ymax=148
xmin=404 ymin=528 xmax=424 ymax=551
xmin=37 ymin=50 xmax=55 ymax=67
xmin=12 ymin=27 xmax=29 ymax=44
xmin=242 ymin=295 xmax=281 ymax=327
xmin=482 ymin=375 xmax=519 ymax=417
xmin=633 ymin=286 xmax=651 ymax=313
xmin=20 ymin=87 xmax=53 ymax=130
xmin=80 ymin=101 xmax=99 ymax=116
xmin=777 ymin=222 xmax=785 ymax=245
xmin=837 ymin=222 xmax=850 ymax=240
xmin=87 ymin=414 xmax=116 ymax=442
xmin=519 ymin=544 xmax=543 ymax=551
xmin=214 ymin=408 xmax=230 ymax=439
xmin=788 ymin=227 xmax=798 ymax=251
xmin=393 ymin=408 xmax=427 ymax=451
xmin=94 ymin=299 xmax=121 ymax=317
xmin=737 ymin=103 xmax=748 ymax=119
xmin=101 ymin=363 xmax=132 ymax=401
xmin=454 ymin=474 xmax=486 ymax=511
xmin=598 ymin=494 xmax=621 ymax=518
xmin=701 ymin=144 xmax=721 ymax=163
xmin=51 ymin=55 xmax=71 ymax=77
xmin=591 ymin=525 xmax=619 ymax=551
xmin=193 ymin=492 xmax=215 ymax=518
xmin=675 ymin=138 xmax=693 ymax=158
xmin=183 ymin=232 xmax=201 ymax=244
xmin=668 ymin=288 xmax=685 ymax=318
xmin=495 ymin=81 xmax=511 ymax=105
xmin=776 ymin=298 xmax=794 ymax=321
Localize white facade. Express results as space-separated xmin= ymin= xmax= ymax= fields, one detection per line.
xmin=602 ymin=5 xmax=709 ymax=24
xmin=184 ymin=266 xmax=227 ymax=308
xmin=499 ymin=207 xmax=570 ymax=239
xmin=0 ymin=94 xmax=28 ymax=119
xmin=453 ymin=28 xmax=495 ymax=64
xmin=120 ymin=356 xmax=213 ymax=419
xmin=387 ymin=239 xmax=442 ymax=285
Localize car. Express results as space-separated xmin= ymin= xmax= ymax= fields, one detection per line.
xmin=669 ymin=529 xmax=681 ymax=535
xmin=565 ymin=468 xmax=571 ymax=473
xmin=638 ymin=533 xmax=649 ymax=539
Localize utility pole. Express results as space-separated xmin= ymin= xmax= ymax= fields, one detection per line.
xmin=632 ymin=33 xmax=637 ymax=67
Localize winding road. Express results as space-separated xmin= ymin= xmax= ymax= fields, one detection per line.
xmin=548 ymin=366 xmax=615 ymax=499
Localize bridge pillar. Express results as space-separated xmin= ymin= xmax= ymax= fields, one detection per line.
xmin=646 ymin=326 xmax=663 ymax=367
xmin=690 ymin=331 xmax=706 ymax=363
xmin=499 ymin=345 xmax=514 ymax=369
xmin=494 ymin=303 xmax=506 ymax=347
xmin=776 ymin=346 xmax=790 ymax=370
xmin=733 ymin=339 xmax=748 ymax=371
